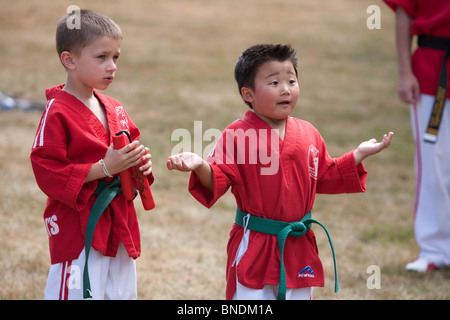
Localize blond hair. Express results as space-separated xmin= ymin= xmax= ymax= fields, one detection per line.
xmin=56 ymin=9 xmax=122 ymax=58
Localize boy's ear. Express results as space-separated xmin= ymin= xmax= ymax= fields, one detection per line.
xmin=241 ymin=87 xmax=254 ymax=103
xmin=60 ymin=51 xmax=76 ymax=70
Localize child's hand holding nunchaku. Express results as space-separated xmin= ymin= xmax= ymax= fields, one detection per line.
xmin=100 ymin=131 xmax=155 ymax=210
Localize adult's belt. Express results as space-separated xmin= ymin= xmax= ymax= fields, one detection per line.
xmin=418 ymin=35 xmax=450 ymax=143
xmin=234 ymin=207 xmax=338 ymax=300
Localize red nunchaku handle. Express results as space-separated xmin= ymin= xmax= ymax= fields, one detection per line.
xmin=113 ymin=131 xmax=155 ymax=210
xmin=132 ymin=148 xmax=155 ymax=210
xmin=112 ymin=133 xmax=135 ymax=200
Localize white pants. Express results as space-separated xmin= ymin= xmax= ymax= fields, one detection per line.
xmin=410 ymin=95 xmax=450 ymax=266
xmin=44 ymin=243 xmax=137 ymax=300
xmin=232 ymin=229 xmax=313 ymax=300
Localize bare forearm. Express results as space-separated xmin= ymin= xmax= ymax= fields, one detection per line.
xmin=85 ymin=161 xmax=110 ymax=183
xmin=395 ymin=7 xmax=421 ymax=103
xmin=395 ymin=7 xmax=413 ymax=76
xmin=193 ymin=160 xmax=213 ymax=192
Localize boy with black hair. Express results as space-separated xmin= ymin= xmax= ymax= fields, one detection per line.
xmin=167 ymin=44 xmax=393 ymax=300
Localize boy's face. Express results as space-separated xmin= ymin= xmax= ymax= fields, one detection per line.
xmin=242 ymin=60 xmax=299 ymax=126
xmin=67 ymin=36 xmax=121 ymax=92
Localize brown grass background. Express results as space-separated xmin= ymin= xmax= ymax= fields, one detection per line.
xmin=1 ymin=0 xmax=449 ymax=299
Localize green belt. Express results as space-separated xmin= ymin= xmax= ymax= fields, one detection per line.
xmin=235 ymin=207 xmax=338 ymax=300
xmin=83 ymin=177 xmax=131 ymax=299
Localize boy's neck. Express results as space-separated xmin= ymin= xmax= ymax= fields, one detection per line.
xmin=253 ymin=111 xmax=287 ymax=141
xmin=63 ymin=80 xmax=110 ymax=136
xmin=63 ymin=80 xmax=95 ymax=107
xmin=273 ymin=118 xmax=287 ymax=141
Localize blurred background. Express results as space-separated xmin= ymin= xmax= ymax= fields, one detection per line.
xmin=1 ymin=0 xmax=449 ymax=299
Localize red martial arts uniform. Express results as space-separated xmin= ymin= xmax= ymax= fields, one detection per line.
xmin=31 ymin=85 xmax=153 ymax=264
xmin=384 ymin=0 xmax=450 ymax=98
xmin=383 ymin=0 xmax=450 ymax=271
xmin=189 ymin=110 xmax=367 ymax=299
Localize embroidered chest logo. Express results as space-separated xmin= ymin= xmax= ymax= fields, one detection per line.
xmin=116 ymin=106 xmax=129 ymax=131
xmin=308 ymin=144 xmax=319 ymax=179
xmin=298 ymin=265 xmax=315 ymax=278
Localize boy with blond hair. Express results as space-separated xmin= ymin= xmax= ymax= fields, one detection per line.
xmin=30 ymin=9 xmax=154 ymax=299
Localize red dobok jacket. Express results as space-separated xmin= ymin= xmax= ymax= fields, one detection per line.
xmin=30 ymin=85 xmax=153 ymax=264
xmin=384 ymin=0 xmax=450 ymax=98
xmin=189 ymin=110 xmax=367 ymax=299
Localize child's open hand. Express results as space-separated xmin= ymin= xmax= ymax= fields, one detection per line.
xmin=354 ymin=132 xmax=394 ymax=165
xmin=167 ymin=152 xmax=204 ymax=172
xmin=167 ymin=152 xmax=213 ymax=192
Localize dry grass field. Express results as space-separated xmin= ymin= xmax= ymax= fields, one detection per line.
xmin=1 ymin=0 xmax=449 ymax=300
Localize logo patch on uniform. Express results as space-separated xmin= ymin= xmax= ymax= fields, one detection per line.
xmin=308 ymin=145 xmax=319 ymax=179
xmin=116 ymin=106 xmax=129 ymax=131
xmin=298 ymin=265 xmax=315 ymax=278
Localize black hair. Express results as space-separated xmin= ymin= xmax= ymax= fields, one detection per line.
xmin=234 ymin=44 xmax=298 ymax=108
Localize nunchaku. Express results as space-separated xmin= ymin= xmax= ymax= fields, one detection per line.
xmin=112 ymin=130 xmax=155 ymax=210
